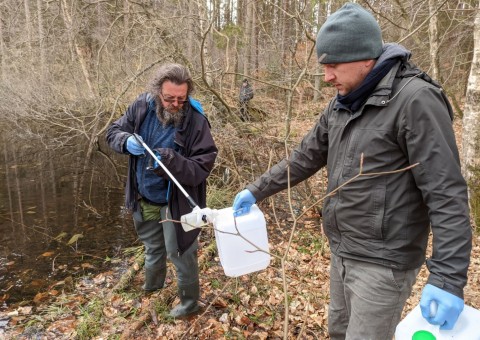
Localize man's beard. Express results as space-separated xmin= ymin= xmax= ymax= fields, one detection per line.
xmin=156 ymin=105 xmax=185 ymax=128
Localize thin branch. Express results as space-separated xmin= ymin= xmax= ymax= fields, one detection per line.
xmin=397 ymin=0 xmax=449 ymax=44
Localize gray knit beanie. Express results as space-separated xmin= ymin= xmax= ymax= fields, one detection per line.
xmin=316 ymin=3 xmax=383 ymax=64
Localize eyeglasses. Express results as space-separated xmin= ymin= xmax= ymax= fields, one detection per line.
xmin=160 ymin=92 xmax=188 ymax=105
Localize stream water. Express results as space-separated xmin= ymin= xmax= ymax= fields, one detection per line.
xmin=0 ymin=139 xmax=138 ymax=310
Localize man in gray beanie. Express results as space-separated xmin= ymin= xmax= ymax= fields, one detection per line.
xmin=232 ymin=2 xmax=471 ymax=339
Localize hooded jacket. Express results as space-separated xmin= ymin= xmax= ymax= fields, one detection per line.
xmin=106 ymin=93 xmax=218 ymax=253
xmin=246 ymin=48 xmax=471 ymax=298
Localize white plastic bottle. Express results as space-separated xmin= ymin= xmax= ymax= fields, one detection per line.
xmin=395 ymin=303 xmax=480 ymax=340
xmin=212 ymin=204 xmax=271 ymax=277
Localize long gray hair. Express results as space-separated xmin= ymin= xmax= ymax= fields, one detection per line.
xmin=148 ymin=63 xmax=194 ymax=97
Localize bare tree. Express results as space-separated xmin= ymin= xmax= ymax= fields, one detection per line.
xmin=428 ymin=0 xmax=441 ymax=80
xmin=0 ymin=9 xmax=6 ymax=80
xmin=462 ymin=2 xmax=480 ymax=191
xmin=23 ymin=0 xmax=33 ymax=56
xmin=60 ymin=0 xmax=96 ymax=98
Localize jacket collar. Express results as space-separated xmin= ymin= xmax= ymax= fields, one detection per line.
xmin=364 ymin=61 xmax=401 ymax=107
xmin=334 ymin=61 xmax=401 ymax=118
xmin=334 ymin=43 xmax=411 ymax=113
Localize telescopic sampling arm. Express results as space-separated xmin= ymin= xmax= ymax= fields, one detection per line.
xmin=132 ymin=133 xmax=211 ymax=230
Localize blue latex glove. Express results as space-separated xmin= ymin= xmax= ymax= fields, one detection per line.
xmin=232 ymin=189 xmax=256 ymax=217
xmin=153 ymin=152 xmax=162 ymax=169
xmin=126 ymin=135 xmax=145 ymax=156
xmin=420 ymin=283 xmax=464 ymax=330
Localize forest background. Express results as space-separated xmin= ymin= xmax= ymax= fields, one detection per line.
xmin=1 ymin=0 xmax=479 ymax=339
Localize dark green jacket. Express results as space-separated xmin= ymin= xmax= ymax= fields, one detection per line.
xmin=247 ymin=61 xmax=471 ymax=298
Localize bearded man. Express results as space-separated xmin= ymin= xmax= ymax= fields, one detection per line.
xmin=106 ymin=63 xmax=217 ymax=317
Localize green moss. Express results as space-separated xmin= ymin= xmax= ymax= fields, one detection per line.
xmin=76 ymin=297 xmax=104 ymax=339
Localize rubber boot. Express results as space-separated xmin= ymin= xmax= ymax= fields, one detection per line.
xmin=142 ymin=267 xmax=166 ymax=292
xmin=169 ymin=281 xmax=200 ymax=317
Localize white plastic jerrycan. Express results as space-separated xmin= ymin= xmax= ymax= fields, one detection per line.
xmin=212 ymin=204 xmax=271 ymax=277
xmin=395 ymin=303 xmax=480 ymax=340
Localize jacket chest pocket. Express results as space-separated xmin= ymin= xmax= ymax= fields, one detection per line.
xmin=341 ymin=127 xmax=397 ymax=179
xmin=337 ymin=178 xmax=387 ymax=240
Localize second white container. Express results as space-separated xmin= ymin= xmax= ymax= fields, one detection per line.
xmin=395 ymin=303 xmax=480 ymax=340
xmin=213 ymin=204 xmax=271 ymax=277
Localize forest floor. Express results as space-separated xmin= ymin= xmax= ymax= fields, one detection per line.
xmin=0 ymin=109 xmax=479 ymax=340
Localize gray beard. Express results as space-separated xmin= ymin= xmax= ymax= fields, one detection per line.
xmin=156 ymin=106 xmax=184 ymax=128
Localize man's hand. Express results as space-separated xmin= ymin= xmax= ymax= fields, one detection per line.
xmin=232 ymin=189 xmax=256 ymax=217
xmin=126 ymin=135 xmax=145 ymax=155
xmin=420 ymin=283 xmax=464 ymax=330
xmin=153 ymin=152 xmax=162 ymax=169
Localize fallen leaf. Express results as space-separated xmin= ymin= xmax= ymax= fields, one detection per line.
xmin=81 ymin=263 xmax=95 ymax=269
xmin=213 ymin=297 xmax=228 ymax=308
xmin=235 ymin=314 xmax=251 ymax=326
xmin=219 ymin=313 xmax=229 ymax=323
xmin=93 ymin=274 xmax=106 ymax=284
xmin=103 ymin=306 xmax=118 ymax=318
xmin=67 ymin=234 xmax=83 ymax=245
xmin=33 ymin=292 xmax=49 ymax=305
xmin=46 ymin=316 xmax=76 ymax=334
xmin=17 ymin=307 xmax=32 ymax=315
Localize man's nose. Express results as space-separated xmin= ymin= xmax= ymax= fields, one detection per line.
xmin=324 ymin=68 xmax=335 ymax=82
xmin=169 ymin=99 xmax=181 ymax=107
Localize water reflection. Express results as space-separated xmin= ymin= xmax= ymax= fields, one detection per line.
xmin=0 ymin=140 xmax=137 ymax=309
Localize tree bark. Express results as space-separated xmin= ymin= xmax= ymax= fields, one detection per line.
xmin=37 ymin=0 xmax=47 ymax=81
xmin=428 ymin=0 xmax=441 ymax=81
xmin=462 ymin=3 xmax=480 ymax=190
xmin=0 ymin=11 xmax=5 ymax=80
xmin=60 ymin=0 xmax=96 ymax=98
xmin=24 ymin=0 xmax=33 ymax=56
xmin=243 ymin=0 xmax=253 ymax=77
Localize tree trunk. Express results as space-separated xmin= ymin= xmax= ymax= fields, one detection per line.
xmin=3 ymin=142 xmax=15 ymax=229
xmin=187 ymin=1 xmax=196 ymax=62
xmin=243 ymin=0 xmax=253 ymax=77
xmin=428 ymin=0 xmax=440 ymax=81
xmin=313 ymin=1 xmax=323 ymax=102
xmin=0 ymin=11 xmax=5 ymax=80
xmin=37 ymin=0 xmax=47 ymax=81
xmin=60 ymin=0 xmax=96 ymax=98
xmin=24 ymin=0 xmax=33 ymax=56
xmin=12 ymin=150 xmax=25 ymax=229
xmin=223 ymin=0 xmax=231 ymax=26
xmin=199 ymin=0 xmax=213 ymax=86
xmin=462 ymin=4 xmax=480 ymax=190
xmin=251 ymin=2 xmax=258 ymax=75
xmin=232 ymin=35 xmax=238 ymax=92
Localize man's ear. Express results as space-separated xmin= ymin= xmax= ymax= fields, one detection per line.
xmin=365 ymin=59 xmax=376 ymax=68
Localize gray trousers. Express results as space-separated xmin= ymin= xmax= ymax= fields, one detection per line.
xmin=133 ymin=204 xmax=199 ymax=285
xmin=328 ymin=253 xmax=419 ymax=340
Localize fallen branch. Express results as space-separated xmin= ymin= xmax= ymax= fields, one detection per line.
xmin=112 ymin=252 xmax=145 ymax=293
